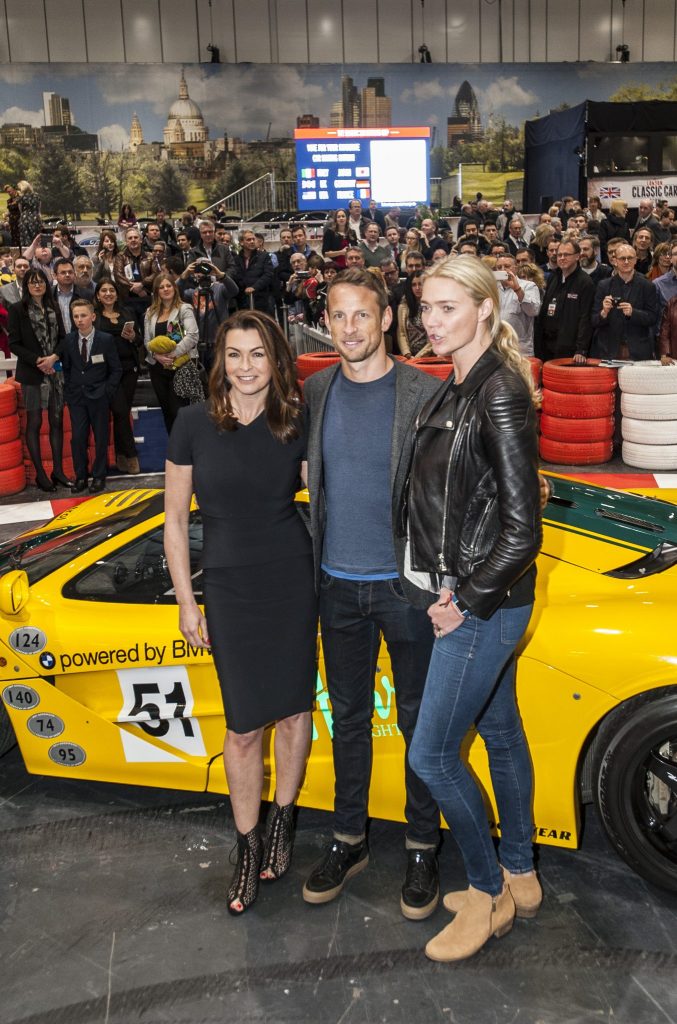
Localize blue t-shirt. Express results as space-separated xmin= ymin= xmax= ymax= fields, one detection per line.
xmin=321 ymin=366 xmax=398 ymax=580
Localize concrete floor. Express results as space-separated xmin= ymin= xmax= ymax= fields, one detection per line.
xmin=2 ymin=742 xmax=677 ymax=1024
xmin=2 ymin=460 xmax=677 ymax=1024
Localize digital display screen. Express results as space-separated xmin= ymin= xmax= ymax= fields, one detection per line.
xmin=294 ymin=127 xmax=431 ymax=211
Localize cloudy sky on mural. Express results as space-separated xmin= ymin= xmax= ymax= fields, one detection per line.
xmin=0 ymin=62 xmax=674 ymax=149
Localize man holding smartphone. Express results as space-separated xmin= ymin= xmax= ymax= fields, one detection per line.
xmin=494 ymin=254 xmax=541 ymax=357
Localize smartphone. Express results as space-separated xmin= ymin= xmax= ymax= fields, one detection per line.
xmin=40 ymin=234 xmax=52 ymax=247
xmin=493 ymin=270 xmax=509 ymax=281
xmin=122 ymin=321 xmax=135 ymax=333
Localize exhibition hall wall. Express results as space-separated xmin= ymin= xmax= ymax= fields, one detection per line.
xmin=1 ymin=0 xmax=676 ymax=66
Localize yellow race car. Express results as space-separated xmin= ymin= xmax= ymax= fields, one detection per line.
xmin=1 ymin=475 xmax=676 ymax=892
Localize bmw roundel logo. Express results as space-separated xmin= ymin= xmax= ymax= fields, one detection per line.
xmin=39 ymin=652 xmax=56 ymax=670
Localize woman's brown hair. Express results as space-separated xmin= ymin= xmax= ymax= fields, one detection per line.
xmin=147 ymin=273 xmax=181 ymax=320
xmin=208 ymin=310 xmax=302 ymax=442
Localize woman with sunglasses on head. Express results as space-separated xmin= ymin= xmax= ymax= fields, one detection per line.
xmin=164 ymin=309 xmax=317 ymax=916
xmin=404 ymin=256 xmax=542 ymax=963
xmin=8 ymin=267 xmax=70 ymax=491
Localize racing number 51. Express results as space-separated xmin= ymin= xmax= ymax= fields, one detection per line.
xmin=129 ymin=681 xmax=194 ymax=737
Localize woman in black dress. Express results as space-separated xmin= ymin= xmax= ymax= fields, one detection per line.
xmin=164 ymin=309 xmax=317 ymax=916
xmin=94 ymin=279 xmax=141 ymax=474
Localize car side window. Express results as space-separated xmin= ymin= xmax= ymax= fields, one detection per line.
xmin=63 ymin=513 xmax=203 ymax=604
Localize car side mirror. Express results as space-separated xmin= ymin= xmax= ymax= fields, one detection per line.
xmin=0 ymin=570 xmax=30 ymax=616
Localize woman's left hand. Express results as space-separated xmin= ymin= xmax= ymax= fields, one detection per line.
xmin=428 ymin=586 xmax=467 ymax=639
xmin=154 ymin=353 xmax=174 ymax=368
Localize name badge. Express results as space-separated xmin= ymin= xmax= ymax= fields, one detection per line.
xmin=547 ymin=301 xmax=557 ymax=317
xmin=91 ymin=353 xmax=105 ymax=364
xmin=566 ymin=293 xmax=578 ymax=299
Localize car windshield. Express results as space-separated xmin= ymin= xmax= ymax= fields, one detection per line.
xmin=0 ymin=495 xmax=164 ymax=587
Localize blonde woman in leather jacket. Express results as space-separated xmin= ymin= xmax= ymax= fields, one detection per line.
xmin=404 ymin=256 xmax=543 ymax=963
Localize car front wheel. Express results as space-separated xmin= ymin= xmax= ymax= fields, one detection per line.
xmin=594 ymin=687 xmax=677 ymax=893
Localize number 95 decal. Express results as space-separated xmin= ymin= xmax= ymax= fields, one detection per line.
xmin=117 ymin=667 xmax=206 ymax=759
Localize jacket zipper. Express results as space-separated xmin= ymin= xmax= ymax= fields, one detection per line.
xmin=438 ymin=398 xmax=473 ymax=571
xmin=469 ymin=496 xmax=494 ymax=564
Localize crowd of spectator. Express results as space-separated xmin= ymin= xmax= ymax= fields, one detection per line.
xmin=2 ymin=189 xmax=677 ymax=490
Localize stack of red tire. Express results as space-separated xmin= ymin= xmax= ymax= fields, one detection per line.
xmin=528 ymin=357 xmax=543 ymax=389
xmin=0 ymin=381 xmax=26 ymax=495
xmin=295 ymin=351 xmax=341 ymax=394
xmin=12 ymin=381 xmax=76 ymax=486
xmin=540 ymin=358 xmax=618 ymax=465
xmin=410 ymin=356 xmax=453 ymax=380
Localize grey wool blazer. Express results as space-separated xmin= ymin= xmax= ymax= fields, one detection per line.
xmin=303 ymin=356 xmax=441 ymax=609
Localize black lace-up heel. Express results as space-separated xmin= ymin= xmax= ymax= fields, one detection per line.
xmin=260 ymin=801 xmax=295 ymax=882
xmin=227 ymin=826 xmax=262 ymax=916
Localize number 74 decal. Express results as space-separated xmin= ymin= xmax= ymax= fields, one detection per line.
xmin=117 ymin=667 xmax=206 ymax=760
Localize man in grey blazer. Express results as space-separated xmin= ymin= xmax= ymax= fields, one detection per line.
xmin=302 ymin=267 xmax=441 ymax=920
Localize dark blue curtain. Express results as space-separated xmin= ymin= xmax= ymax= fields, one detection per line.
xmin=523 ymin=103 xmax=586 ymax=212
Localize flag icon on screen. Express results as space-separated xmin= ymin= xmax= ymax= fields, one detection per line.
xmin=598 ymin=186 xmax=621 ymax=199
xmin=301 ymin=168 xmax=316 ymax=178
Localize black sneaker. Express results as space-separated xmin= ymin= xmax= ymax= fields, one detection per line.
xmin=400 ymin=848 xmax=439 ymax=920
xmin=302 ymin=838 xmax=369 ymax=904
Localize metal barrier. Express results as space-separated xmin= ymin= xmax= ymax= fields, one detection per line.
xmin=296 ymin=324 xmax=334 ymax=355
xmin=0 ymin=357 xmax=17 ymax=381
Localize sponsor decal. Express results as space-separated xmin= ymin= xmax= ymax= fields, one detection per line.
xmin=58 ymin=639 xmax=212 ymax=672
xmin=8 ymin=627 xmax=47 ymax=655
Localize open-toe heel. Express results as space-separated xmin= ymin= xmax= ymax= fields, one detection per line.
xmin=227 ymin=826 xmax=262 ymax=916
xmin=260 ymin=800 xmax=295 ymax=882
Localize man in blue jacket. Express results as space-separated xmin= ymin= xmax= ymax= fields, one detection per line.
xmin=62 ymin=298 xmax=122 ymax=494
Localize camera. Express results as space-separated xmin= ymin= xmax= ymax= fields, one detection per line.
xmin=611 ymin=296 xmax=622 ymax=308
xmin=194 ymin=261 xmax=213 ymax=276
xmin=295 ymin=270 xmax=311 ymax=279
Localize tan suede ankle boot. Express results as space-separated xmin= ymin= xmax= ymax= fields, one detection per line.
xmin=425 ymin=883 xmax=515 ymax=962
xmin=443 ymin=866 xmax=542 ymax=919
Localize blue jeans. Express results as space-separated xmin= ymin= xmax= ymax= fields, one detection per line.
xmin=319 ymin=573 xmax=439 ymax=846
xmin=409 ymin=604 xmax=534 ymax=895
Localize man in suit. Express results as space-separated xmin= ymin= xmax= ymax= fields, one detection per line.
xmin=62 ymin=298 xmax=122 ymax=494
xmin=231 ymin=229 xmax=274 ymax=313
xmin=302 ymin=267 xmax=441 ymax=921
xmin=364 ymin=199 xmax=387 ymax=234
xmin=0 ymin=255 xmax=29 ymax=306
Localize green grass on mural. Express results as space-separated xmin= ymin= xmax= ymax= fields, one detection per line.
xmin=459 ymin=165 xmax=524 ymax=207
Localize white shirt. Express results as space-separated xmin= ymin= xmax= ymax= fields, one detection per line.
xmin=78 ymin=327 xmax=95 ymax=362
xmin=498 ymin=278 xmax=541 ymax=356
xmin=56 ymin=287 xmax=74 ymax=332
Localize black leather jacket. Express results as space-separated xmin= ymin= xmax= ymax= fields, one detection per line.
xmin=403 ymin=347 xmax=542 ymax=619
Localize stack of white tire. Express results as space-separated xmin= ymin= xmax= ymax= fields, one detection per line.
xmin=620 ymin=362 xmax=677 ymax=470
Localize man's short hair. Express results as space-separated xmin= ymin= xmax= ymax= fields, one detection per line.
xmin=71 ymin=297 xmax=94 ymax=312
xmin=457 ymin=237 xmax=478 ymax=250
xmin=53 ymin=257 xmax=74 ymax=271
xmin=558 ymin=239 xmax=581 ymax=254
xmin=145 ymin=220 xmax=159 ymax=229
xmin=345 ymin=245 xmax=363 ymax=258
xmin=326 ymin=266 xmax=388 ymax=316
xmin=291 ymin=224 xmax=307 ymax=236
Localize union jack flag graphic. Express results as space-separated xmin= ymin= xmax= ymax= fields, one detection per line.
xmin=598 ymin=186 xmax=621 ymax=199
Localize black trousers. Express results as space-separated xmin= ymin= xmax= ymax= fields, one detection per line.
xmin=110 ymin=368 xmax=138 ymax=458
xmin=69 ymin=397 xmax=110 ymax=480
xmin=149 ymin=362 xmax=188 ymax=435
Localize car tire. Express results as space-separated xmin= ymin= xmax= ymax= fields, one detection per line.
xmin=621 ymin=417 xmax=677 ymax=444
xmin=542 ymin=389 xmax=616 ymax=418
xmin=539 ymin=436 xmax=613 ymax=465
xmin=0 ymin=701 xmax=16 ymax=758
xmin=411 ymin=356 xmax=454 ymax=380
xmin=296 ymin=351 xmax=340 ymax=380
xmin=540 ymin=413 xmax=614 ymax=442
xmin=528 ymin=357 xmax=543 ymax=388
xmin=0 ymin=438 xmax=23 ymax=470
xmin=0 ymin=382 xmax=18 ymax=418
xmin=0 ymin=414 xmax=20 ymax=444
xmin=0 ymin=464 xmax=26 ymax=495
xmin=622 ymin=440 xmax=677 ymax=470
xmin=593 ymin=687 xmax=677 ymax=893
xmin=542 ymin=358 xmax=618 ymax=395
xmin=618 ymin=361 xmax=677 ymax=395
xmin=621 ymin=392 xmax=677 ymax=420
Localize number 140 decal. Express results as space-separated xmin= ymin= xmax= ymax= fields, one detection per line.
xmin=117 ymin=667 xmax=206 ymax=758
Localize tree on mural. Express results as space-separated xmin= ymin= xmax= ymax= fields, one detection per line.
xmin=110 ymin=154 xmax=152 ymax=216
xmin=32 ymin=148 xmax=84 ymax=219
xmin=146 ymin=161 xmax=187 ymax=215
xmin=0 ymin=148 xmax=31 ymax=189
xmin=609 ymin=79 xmax=677 ymax=102
xmin=81 ymin=151 xmax=117 ymax=221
